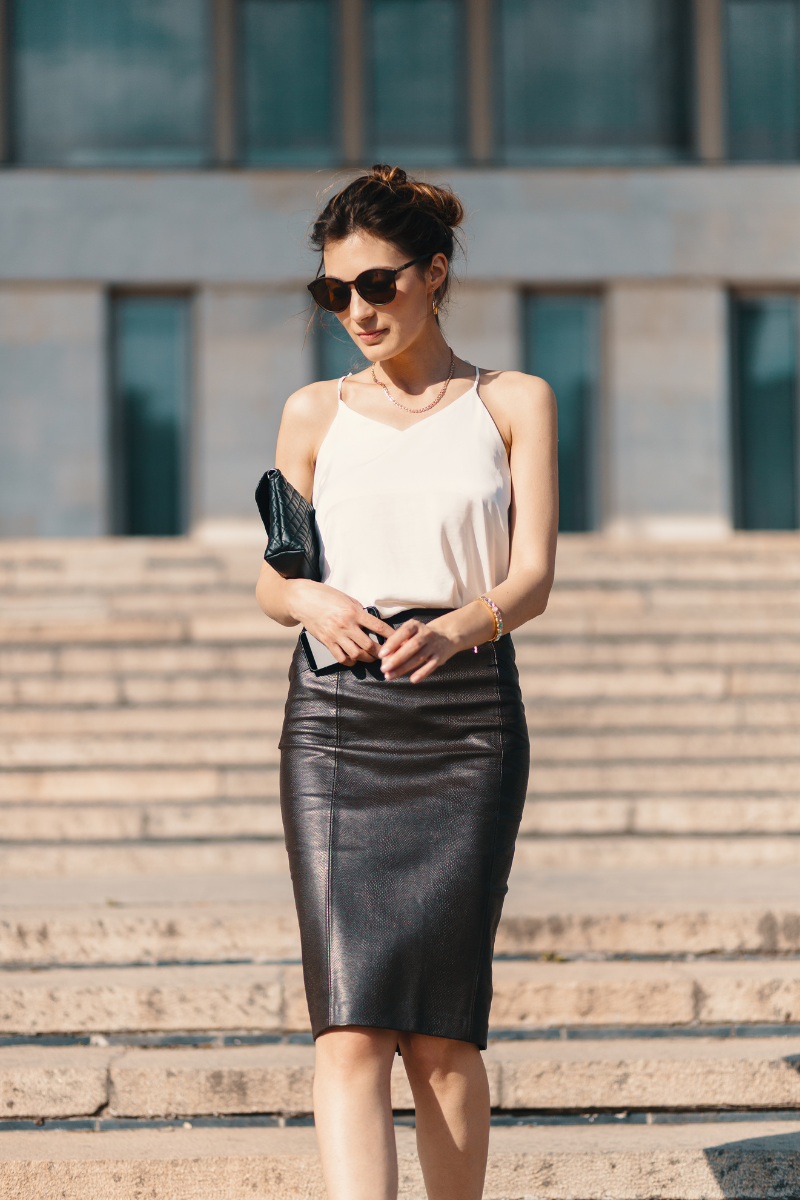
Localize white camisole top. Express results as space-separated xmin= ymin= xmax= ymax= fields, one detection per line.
xmin=312 ymin=366 xmax=511 ymax=618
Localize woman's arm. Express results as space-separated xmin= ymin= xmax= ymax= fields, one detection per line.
xmin=255 ymin=383 xmax=394 ymax=662
xmin=379 ymin=371 xmax=558 ymax=682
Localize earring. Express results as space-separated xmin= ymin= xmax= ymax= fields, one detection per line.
xmin=432 ymin=294 xmax=438 ymax=317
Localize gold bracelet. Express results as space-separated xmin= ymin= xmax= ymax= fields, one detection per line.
xmin=476 ymin=594 xmax=503 ymax=641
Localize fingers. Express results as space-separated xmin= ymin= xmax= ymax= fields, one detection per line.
xmin=378 ymin=619 xmax=420 ymax=658
xmin=381 ymin=629 xmax=437 ymax=680
xmin=338 ymin=635 xmax=374 ymax=663
xmin=357 ymin=611 xmax=395 ymax=641
xmin=320 ymin=615 xmax=446 ymax=678
xmin=317 ymin=631 xmax=376 ymax=666
xmin=384 ymin=648 xmax=437 ymax=680
xmin=325 ymin=622 xmax=380 ymax=663
xmin=409 ymin=656 xmax=440 ymax=684
xmin=380 ymin=625 xmax=424 ymax=666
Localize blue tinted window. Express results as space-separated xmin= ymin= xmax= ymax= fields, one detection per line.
xmin=733 ymin=297 xmax=798 ymax=530
xmin=113 ymin=298 xmax=191 ymax=536
xmin=12 ymin=0 xmax=210 ymax=166
xmin=524 ymin=295 xmax=600 ymax=532
xmin=727 ymin=0 xmax=800 ymax=161
xmin=369 ymin=0 xmax=465 ymax=163
xmin=316 ymin=310 xmax=370 ymax=381
xmin=500 ymin=0 xmax=692 ymax=164
xmin=241 ymin=0 xmax=337 ymax=165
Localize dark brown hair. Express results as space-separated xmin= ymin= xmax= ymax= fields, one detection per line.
xmin=310 ymin=164 xmax=465 ymax=312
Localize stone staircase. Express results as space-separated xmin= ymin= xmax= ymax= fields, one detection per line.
xmin=2 ymin=534 xmax=800 ymax=1198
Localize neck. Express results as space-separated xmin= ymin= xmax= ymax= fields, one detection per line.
xmin=374 ymin=324 xmax=454 ymax=395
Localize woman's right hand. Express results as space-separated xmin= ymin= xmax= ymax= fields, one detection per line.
xmin=287 ymin=579 xmax=394 ymax=666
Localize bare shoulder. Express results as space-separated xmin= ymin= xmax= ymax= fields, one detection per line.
xmin=280 ymin=379 xmax=339 ymax=454
xmin=477 ymin=369 xmax=556 ymax=446
xmin=281 ymin=379 xmax=339 ymax=430
xmin=480 ymin=369 xmax=554 ymax=409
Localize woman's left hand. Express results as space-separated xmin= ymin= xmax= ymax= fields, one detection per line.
xmin=378 ymin=619 xmax=459 ymax=684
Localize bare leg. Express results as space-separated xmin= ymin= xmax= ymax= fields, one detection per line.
xmin=398 ymin=1032 xmax=490 ymax=1200
xmin=313 ymin=1026 xmax=400 ymax=1200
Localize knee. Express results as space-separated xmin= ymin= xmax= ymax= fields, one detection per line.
xmin=401 ymin=1033 xmax=479 ymax=1083
xmin=314 ymin=1026 xmax=396 ymax=1076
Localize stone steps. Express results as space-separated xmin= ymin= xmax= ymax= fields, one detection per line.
xmin=6 ymin=728 xmax=800 ymax=767
xmin=6 ymin=767 xmax=800 ymax=809
xmin=4 ymin=759 xmax=800 ymax=792
xmin=5 ymin=535 xmax=800 ymax=1196
xmin=7 ymin=634 xmax=800 ymax=665
xmin=5 ymin=958 xmax=800 ymax=1035
xmin=7 ymin=672 xmax=800 ymax=705
xmin=2 ymin=1121 xmax=800 ymax=1199
xmin=6 ymin=794 xmax=800 ymax=844
xmin=2 ymin=865 xmax=800 ymax=963
xmin=8 ymin=835 xmax=800 ymax=877
xmin=10 ymin=612 xmax=800 ymax=637
xmin=7 ymin=1037 xmax=800 ymax=1120
xmin=6 ymin=835 xmax=800 ymax=877
xmin=6 ymin=696 xmax=800 ymax=729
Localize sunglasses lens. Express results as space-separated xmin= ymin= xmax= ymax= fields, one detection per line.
xmin=309 ymin=279 xmax=350 ymax=313
xmin=356 ymin=270 xmax=396 ymax=305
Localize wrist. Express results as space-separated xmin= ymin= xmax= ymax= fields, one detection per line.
xmin=430 ymin=602 xmax=496 ymax=653
xmin=284 ymin=577 xmax=316 ymax=627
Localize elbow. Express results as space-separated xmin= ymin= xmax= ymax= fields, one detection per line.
xmin=255 ymin=580 xmax=299 ymax=628
xmin=531 ymin=596 xmax=549 ymax=620
xmin=523 ymin=564 xmax=555 ymax=620
xmin=538 ymin=567 xmax=555 ymax=614
xmin=529 ymin=591 xmax=551 ymax=620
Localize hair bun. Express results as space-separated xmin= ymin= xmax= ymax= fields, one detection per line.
xmin=370 ymin=164 xmax=408 ymax=186
xmin=369 ymin=164 xmax=463 ymax=231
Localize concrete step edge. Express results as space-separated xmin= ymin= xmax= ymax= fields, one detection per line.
xmin=3 ymin=1121 xmax=800 ymax=1199
xmin=4 ymin=903 xmax=800 ymax=963
xmin=6 ymin=1038 xmax=800 ymax=1120
xmin=4 ymin=959 xmax=800 ymax=1036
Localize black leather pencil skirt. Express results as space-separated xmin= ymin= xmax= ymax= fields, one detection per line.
xmin=278 ymin=608 xmax=530 ymax=1049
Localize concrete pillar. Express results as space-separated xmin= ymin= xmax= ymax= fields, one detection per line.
xmin=442 ymin=284 xmax=520 ymax=373
xmin=0 ymin=285 xmax=106 ymax=536
xmin=194 ymin=287 xmax=311 ymax=536
xmin=604 ymin=283 xmax=730 ymax=537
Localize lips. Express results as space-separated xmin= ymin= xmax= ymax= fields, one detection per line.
xmin=357 ymin=330 xmax=386 ymax=342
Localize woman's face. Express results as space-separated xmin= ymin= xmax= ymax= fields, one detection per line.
xmin=321 ymin=232 xmax=448 ymax=361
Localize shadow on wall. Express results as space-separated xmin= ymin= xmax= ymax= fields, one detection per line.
xmin=704 ymin=1128 xmax=800 ymax=1196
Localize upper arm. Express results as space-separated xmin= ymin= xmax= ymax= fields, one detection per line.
xmin=495 ymin=372 xmax=559 ymax=579
xmin=274 ymin=382 xmax=337 ymax=503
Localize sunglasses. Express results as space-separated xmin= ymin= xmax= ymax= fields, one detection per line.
xmin=307 ymin=254 xmax=432 ymax=313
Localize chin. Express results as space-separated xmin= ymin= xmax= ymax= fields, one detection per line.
xmin=357 ymin=340 xmax=392 ymax=360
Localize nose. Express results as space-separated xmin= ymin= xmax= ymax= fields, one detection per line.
xmin=348 ymin=286 xmax=376 ymax=322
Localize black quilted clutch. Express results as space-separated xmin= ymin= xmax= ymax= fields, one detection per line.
xmin=255 ymin=469 xmax=321 ymax=581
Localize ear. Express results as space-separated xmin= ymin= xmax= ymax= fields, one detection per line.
xmin=428 ymin=252 xmax=449 ymax=293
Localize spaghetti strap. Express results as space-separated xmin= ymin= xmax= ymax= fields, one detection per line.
xmin=473 ymin=364 xmax=480 ymax=394
xmin=338 ymin=373 xmax=352 ymax=402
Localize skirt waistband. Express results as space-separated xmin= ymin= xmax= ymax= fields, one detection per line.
xmin=381 ymin=607 xmax=453 ymax=627
xmin=300 ymin=607 xmax=510 ymax=678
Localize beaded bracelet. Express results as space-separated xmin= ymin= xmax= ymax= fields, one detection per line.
xmin=476 ymin=594 xmax=503 ymax=643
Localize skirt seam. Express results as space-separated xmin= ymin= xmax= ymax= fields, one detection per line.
xmin=326 ymin=670 xmax=341 ymax=1030
xmin=467 ymin=639 xmax=505 ymax=1039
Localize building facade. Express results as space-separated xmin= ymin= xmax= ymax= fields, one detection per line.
xmin=1 ymin=0 xmax=799 ymax=539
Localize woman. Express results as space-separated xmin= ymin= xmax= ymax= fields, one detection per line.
xmin=256 ymin=165 xmax=557 ymax=1200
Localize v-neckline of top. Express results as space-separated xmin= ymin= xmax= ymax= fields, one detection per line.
xmin=338 ymin=376 xmax=478 ymax=436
